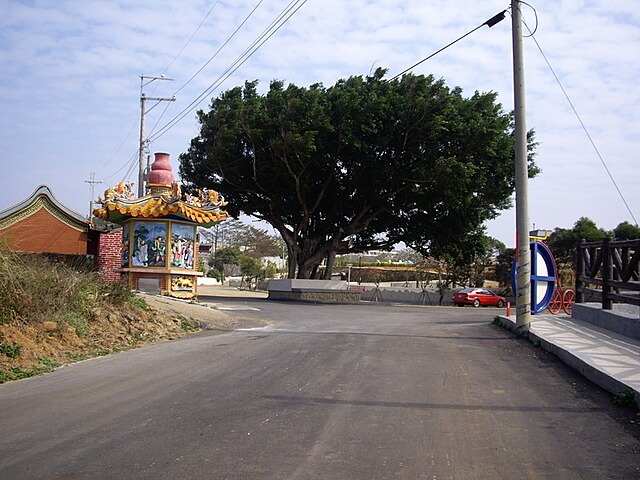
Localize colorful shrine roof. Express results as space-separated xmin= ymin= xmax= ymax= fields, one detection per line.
xmin=93 ymin=152 xmax=228 ymax=227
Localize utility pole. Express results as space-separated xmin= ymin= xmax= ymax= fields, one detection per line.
xmin=85 ymin=172 xmax=103 ymax=220
xmin=511 ymin=0 xmax=532 ymax=330
xmin=138 ymin=75 xmax=175 ymax=197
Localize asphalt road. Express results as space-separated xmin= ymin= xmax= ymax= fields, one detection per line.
xmin=1 ymin=297 xmax=638 ymax=480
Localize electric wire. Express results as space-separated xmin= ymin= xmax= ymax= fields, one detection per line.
xmin=149 ymin=0 xmax=309 ymax=144
xmin=520 ymin=1 xmax=538 ymax=37
xmin=94 ymin=119 xmax=137 ymax=177
xmin=147 ymin=0 xmax=264 ymax=140
xmin=148 ymin=100 xmax=174 ymax=140
xmin=150 ymin=0 xmax=306 ymax=142
xmin=172 ymin=0 xmax=264 ymax=97
xmin=102 ymin=0 xmax=306 ymax=185
xmin=98 ymin=150 xmax=139 ymax=184
xmin=163 ymin=0 xmax=222 ymax=75
xmin=388 ymin=9 xmax=508 ymax=82
xmin=521 ymin=10 xmax=638 ymax=225
xmin=100 ymin=1 xmax=222 ymax=182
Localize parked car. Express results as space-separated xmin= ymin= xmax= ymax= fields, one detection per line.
xmin=453 ymin=288 xmax=506 ymax=308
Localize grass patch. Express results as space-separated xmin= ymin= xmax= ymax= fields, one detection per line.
xmin=0 ymin=365 xmax=55 ymax=383
xmin=66 ymin=353 xmax=90 ymax=362
xmin=0 ymin=342 xmax=22 ymax=359
xmin=612 ymin=388 xmax=637 ymax=408
xmin=0 ymin=247 xmax=208 ymax=384
xmin=128 ymin=295 xmax=151 ymax=311
xmin=179 ymin=316 xmax=199 ymax=332
xmin=38 ymin=358 xmax=61 ymax=368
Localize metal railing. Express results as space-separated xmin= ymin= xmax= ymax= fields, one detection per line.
xmin=576 ymin=238 xmax=640 ymax=309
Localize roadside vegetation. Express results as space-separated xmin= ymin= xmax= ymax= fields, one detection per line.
xmin=0 ymin=249 xmax=196 ymax=383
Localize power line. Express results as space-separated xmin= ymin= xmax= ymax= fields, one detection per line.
xmin=85 ymin=172 xmax=103 ymax=219
xmin=172 ymin=0 xmax=265 ymax=97
xmin=163 ymin=0 xmax=222 ymax=75
xmin=99 ymin=1 xmax=221 ymax=181
xmin=522 ymin=14 xmax=638 ymax=226
xmin=149 ymin=0 xmax=309 ymax=144
xmin=147 ymin=0 xmax=225 ymax=138
xmin=388 ymin=10 xmax=507 ymax=82
xmin=148 ymin=0 xmax=264 ymax=140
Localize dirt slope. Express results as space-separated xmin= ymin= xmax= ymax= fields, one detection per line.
xmin=0 ymin=294 xmax=265 ymax=382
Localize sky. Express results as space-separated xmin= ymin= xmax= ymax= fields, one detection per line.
xmin=1 ymin=0 xmax=638 ymax=247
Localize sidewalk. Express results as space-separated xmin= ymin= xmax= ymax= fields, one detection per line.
xmin=500 ymin=312 xmax=640 ymax=408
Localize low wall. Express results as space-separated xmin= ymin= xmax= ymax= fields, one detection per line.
xmin=572 ymin=302 xmax=640 ymax=340
xmin=268 ymin=289 xmax=361 ymax=303
xmin=266 ymin=281 xmax=515 ymax=306
xmin=267 ymin=279 xmax=356 ymax=303
xmin=360 ymin=286 xmax=444 ymax=304
xmin=268 ymin=279 xmax=348 ymax=291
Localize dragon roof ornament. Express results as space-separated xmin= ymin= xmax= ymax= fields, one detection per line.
xmin=93 ymin=152 xmax=228 ymax=227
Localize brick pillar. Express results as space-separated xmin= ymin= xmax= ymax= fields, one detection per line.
xmin=97 ymin=229 xmax=123 ymax=281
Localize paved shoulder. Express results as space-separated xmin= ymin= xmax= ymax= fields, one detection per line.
xmin=141 ymin=294 xmax=267 ymax=331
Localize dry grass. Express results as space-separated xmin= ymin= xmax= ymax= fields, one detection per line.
xmin=0 ymin=249 xmax=135 ymax=329
xmin=0 ymin=249 xmax=192 ymax=383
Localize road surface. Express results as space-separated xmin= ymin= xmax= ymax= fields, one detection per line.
xmin=1 ymin=296 xmax=638 ymax=479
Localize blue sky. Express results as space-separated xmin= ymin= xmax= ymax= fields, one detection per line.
xmin=1 ymin=0 xmax=638 ymax=246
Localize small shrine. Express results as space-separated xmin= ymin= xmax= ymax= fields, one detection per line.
xmin=93 ymin=152 xmax=227 ymax=298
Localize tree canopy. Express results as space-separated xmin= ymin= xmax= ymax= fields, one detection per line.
xmin=199 ymin=219 xmax=282 ymax=259
xmin=179 ymin=69 xmax=538 ymax=278
xmin=613 ymin=221 xmax=640 ymax=241
xmin=546 ymin=217 xmax=639 ymax=273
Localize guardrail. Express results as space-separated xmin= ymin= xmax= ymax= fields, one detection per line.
xmin=576 ymin=238 xmax=640 ymax=309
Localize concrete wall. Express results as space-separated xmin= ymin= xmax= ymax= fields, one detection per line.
xmin=572 ymin=302 xmax=640 ymax=340
xmin=359 ymin=286 xmax=444 ymax=304
xmin=268 ymin=279 xmax=348 ymax=291
xmin=268 ymin=289 xmax=361 ymax=303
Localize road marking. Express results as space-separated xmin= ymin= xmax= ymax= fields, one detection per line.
xmin=217 ymin=306 xmax=261 ymax=311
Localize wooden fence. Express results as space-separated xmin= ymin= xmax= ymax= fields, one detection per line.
xmin=576 ymin=238 xmax=640 ymax=309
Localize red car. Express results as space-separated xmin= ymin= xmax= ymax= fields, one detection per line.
xmin=453 ymin=288 xmax=506 ymax=308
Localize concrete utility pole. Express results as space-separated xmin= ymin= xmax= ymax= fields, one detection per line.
xmin=85 ymin=172 xmax=103 ymax=220
xmin=138 ymin=75 xmax=175 ymax=197
xmin=511 ymin=0 xmax=532 ymax=330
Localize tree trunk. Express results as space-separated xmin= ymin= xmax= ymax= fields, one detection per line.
xmin=287 ymin=245 xmax=297 ymax=278
xmin=297 ymin=262 xmax=315 ymax=279
xmin=323 ymin=250 xmax=336 ymax=279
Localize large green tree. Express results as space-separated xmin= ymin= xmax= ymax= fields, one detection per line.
xmin=180 ymin=69 xmax=538 ymax=278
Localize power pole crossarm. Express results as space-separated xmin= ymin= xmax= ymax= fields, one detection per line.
xmin=85 ymin=172 xmax=103 ymax=220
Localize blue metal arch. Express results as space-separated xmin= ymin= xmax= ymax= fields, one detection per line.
xmin=511 ymin=241 xmax=557 ymax=314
